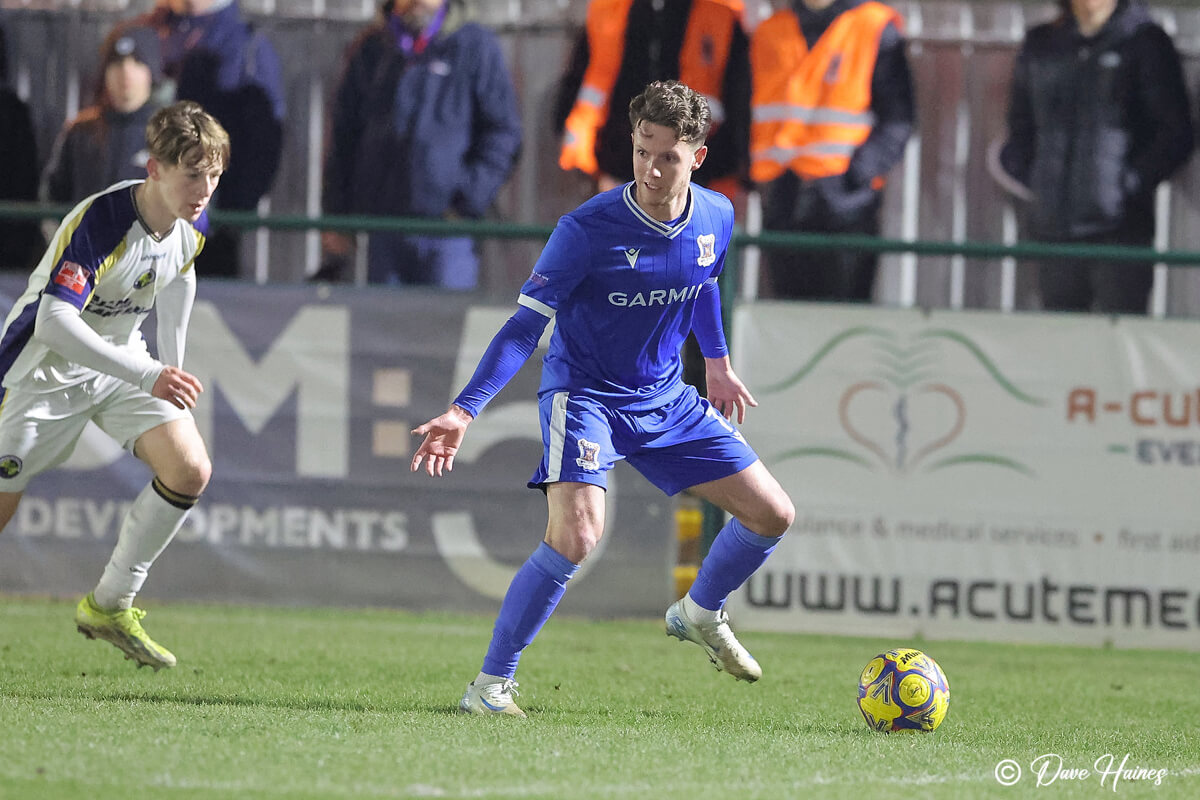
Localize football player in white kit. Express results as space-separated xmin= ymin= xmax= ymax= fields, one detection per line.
xmin=0 ymin=101 xmax=229 ymax=670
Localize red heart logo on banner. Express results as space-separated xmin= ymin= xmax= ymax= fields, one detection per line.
xmin=839 ymin=381 xmax=966 ymax=473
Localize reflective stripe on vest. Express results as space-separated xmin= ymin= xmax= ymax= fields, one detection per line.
xmin=560 ymin=0 xmax=741 ymax=175
xmin=751 ymin=103 xmax=877 ymax=128
xmin=749 ymin=2 xmax=900 ymax=183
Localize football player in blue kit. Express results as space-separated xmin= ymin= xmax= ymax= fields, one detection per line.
xmin=412 ymin=80 xmax=795 ymax=717
xmin=0 ymin=101 xmax=227 ymax=670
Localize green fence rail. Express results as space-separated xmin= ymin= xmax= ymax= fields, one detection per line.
xmin=5 ymin=201 xmax=1200 ymax=266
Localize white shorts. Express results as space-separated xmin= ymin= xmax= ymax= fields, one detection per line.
xmin=0 ymin=370 xmax=192 ymax=491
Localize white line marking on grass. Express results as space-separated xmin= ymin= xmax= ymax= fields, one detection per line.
xmin=811 ymin=771 xmax=984 ymax=786
xmin=0 ymin=601 xmax=485 ymax=637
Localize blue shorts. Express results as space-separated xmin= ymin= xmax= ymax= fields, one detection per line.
xmin=528 ymin=386 xmax=760 ymax=496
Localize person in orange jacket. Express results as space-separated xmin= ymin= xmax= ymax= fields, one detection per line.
xmin=751 ymin=0 xmax=914 ymax=300
xmin=555 ymin=0 xmax=751 ymax=202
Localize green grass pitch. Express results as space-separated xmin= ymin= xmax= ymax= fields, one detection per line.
xmin=1 ymin=595 xmax=1197 ymax=799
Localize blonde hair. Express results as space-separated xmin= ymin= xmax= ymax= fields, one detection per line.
xmin=145 ymin=100 xmax=231 ymax=172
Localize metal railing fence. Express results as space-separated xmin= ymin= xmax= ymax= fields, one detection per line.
xmin=5 ymin=199 xmax=1198 ymax=311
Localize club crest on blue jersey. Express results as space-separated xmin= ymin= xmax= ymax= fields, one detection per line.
xmin=697 ymin=234 xmax=716 ymax=267
xmin=134 ymin=269 xmax=156 ymax=290
xmin=0 ymin=455 xmax=23 ymax=479
xmin=575 ymin=439 xmax=601 ymax=471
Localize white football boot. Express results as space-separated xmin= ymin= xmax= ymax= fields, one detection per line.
xmin=459 ymin=674 xmax=527 ymax=717
xmin=665 ymin=597 xmax=762 ymax=682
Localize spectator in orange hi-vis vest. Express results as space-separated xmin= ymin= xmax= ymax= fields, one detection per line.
xmin=555 ymin=0 xmax=751 ymax=203
xmin=751 ymin=0 xmax=914 ymax=301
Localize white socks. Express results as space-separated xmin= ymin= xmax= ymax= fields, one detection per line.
xmin=475 ymin=671 xmax=506 ymax=686
xmin=92 ymin=478 xmax=198 ymax=610
xmin=682 ymin=592 xmax=721 ymax=623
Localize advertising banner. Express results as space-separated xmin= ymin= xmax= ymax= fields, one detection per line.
xmin=0 ymin=280 xmax=674 ymax=617
xmin=730 ymin=302 xmax=1200 ymax=650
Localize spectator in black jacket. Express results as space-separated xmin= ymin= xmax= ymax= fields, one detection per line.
xmin=0 ymin=17 xmax=43 ymax=271
xmin=41 ymin=26 xmax=165 ymax=205
xmin=992 ymin=0 xmax=1194 ymax=314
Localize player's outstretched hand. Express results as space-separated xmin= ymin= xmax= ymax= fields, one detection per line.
xmin=705 ymin=360 xmax=757 ymax=425
xmin=152 ymin=366 xmax=204 ymax=409
xmin=411 ymin=404 xmax=474 ymax=477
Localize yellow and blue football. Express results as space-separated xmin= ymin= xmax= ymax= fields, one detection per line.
xmin=857 ymin=648 xmax=950 ymax=732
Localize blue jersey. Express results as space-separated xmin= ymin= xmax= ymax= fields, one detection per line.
xmin=517 ymin=182 xmax=733 ymax=411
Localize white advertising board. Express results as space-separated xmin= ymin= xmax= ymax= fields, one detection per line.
xmin=731 ymin=302 xmax=1200 ymax=650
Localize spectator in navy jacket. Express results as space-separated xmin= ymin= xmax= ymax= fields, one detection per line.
xmin=41 ymin=25 xmax=165 ymax=205
xmin=321 ymin=0 xmax=522 ymax=288
xmin=121 ymin=0 xmax=287 ymax=278
xmin=991 ymin=0 xmax=1194 ymax=313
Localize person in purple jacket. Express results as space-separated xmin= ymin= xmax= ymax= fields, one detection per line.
xmin=321 ymin=0 xmax=522 ymax=288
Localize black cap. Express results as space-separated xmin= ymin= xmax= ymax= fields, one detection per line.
xmin=101 ymin=26 xmax=163 ymax=85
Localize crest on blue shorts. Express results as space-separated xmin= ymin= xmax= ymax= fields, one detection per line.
xmin=575 ymin=439 xmax=601 ymax=471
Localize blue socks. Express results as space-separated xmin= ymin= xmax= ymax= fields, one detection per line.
xmin=688 ymin=517 xmax=781 ymax=611
xmin=481 ymin=541 xmax=580 ymax=678
xmin=479 ymin=521 xmax=780 ymax=677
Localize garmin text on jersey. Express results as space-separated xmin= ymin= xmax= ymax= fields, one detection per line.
xmin=608 ymin=282 xmax=705 ymax=307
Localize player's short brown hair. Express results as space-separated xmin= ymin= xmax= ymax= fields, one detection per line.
xmin=145 ymin=101 xmax=231 ymax=172
xmin=628 ymin=80 xmax=712 ymax=148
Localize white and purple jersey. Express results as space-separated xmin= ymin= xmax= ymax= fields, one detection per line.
xmin=518 ymin=182 xmax=733 ymax=411
xmin=0 ymin=180 xmax=206 ymax=389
